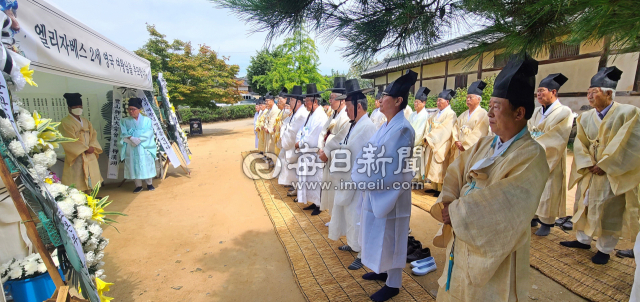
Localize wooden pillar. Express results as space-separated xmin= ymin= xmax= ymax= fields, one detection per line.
xmin=477 ymin=54 xmax=483 ymax=80
xmin=634 ymin=53 xmax=640 ymax=92
xmin=443 ymin=60 xmax=449 ymax=90
xmin=598 ymin=36 xmax=611 ymax=70
xmin=0 ymin=154 xmax=65 ymax=287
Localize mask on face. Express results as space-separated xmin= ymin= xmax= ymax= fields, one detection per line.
xmin=284 ymin=109 xmax=291 ymax=115
xmin=71 ymin=108 xmax=83 ymax=116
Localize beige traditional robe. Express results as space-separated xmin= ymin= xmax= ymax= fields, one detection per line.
xmin=274 ymin=110 xmax=289 ymax=156
xmin=570 ymin=102 xmax=640 ymax=240
xmin=423 ymin=106 xmax=457 ymax=187
xmin=370 ymin=108 xmax=386 ymax=130
xmin=59 ymin=115 xmax=103 ymax=191
xmin=431 ymin=132 xmax=549 ymax=302
xmin=256 ymin=110 xmax=267 ymax=152
xmin=528 ymin=102 xmax=573 ymax=223
xmin=319 ymin=107 xmax=350 ymax=213
xmin=264 ymin=106 xmax=281 ymax=154
xmin=450 ymin=107 xmax=489 ymax=162
xmin=403 ymin=106 xmax=413 ymax=120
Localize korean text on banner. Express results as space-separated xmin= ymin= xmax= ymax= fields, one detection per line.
xmin=157 ymin=73 xmax=190 ymax=165
xmin=107 ymin=89 xmax=123 ymax=179
xmin=137 ymin=90 xmax=181 ymax=168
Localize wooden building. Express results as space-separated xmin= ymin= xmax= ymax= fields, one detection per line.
xmin=361 ymin=37 xmax=640 ymax=112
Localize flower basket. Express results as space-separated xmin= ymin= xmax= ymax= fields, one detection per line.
xmin=3 ymin=269 xmax=64 ymax=302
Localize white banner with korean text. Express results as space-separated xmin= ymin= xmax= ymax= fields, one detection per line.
xmin=14 ymin=0 xmax=153 ymax=90
xmin=137 ymin=90 xmax=181 ymax=168
xmin=106 ymin=90 xmax=123 ymax=179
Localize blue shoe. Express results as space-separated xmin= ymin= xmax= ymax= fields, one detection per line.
xmin=410 ymin=256 xmax=435 ymax=268
xmin=412 ymin=260 xmax=437 ymax=276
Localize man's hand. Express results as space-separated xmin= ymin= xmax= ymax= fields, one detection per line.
xmin=455 ymin=141 xmax=465 ymax=152
xmin=295 ymin=142 xmax=300 ymax=149
xmin=590 ymin=165 xmax=606 ymax=176
xmin=86 ymin=146 xmax=95 ymax=154
xmin=442 ymin=203 xmax=451 ymax=225
xmin=318 ymin=149 xmax=328 ymax=162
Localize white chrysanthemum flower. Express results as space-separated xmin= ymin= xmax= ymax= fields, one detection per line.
xmin=57 ymin=201 xmax=75 ymax=218
xmin=1 ymin=274 xmax=8 ymax=283
xmin=23 ymin=261 xmax=38 ymax=275
xmin=85 ymin=251 xmax=96 ymax=267
xmin=95 ymin=269 xmax=104 ymax=278
xmin=76 ymin=206 xmax=93 ymax=220
xmin=73 ymin=219 xmax=87 ymax=231
xmin=96 ymin=251 xmax=105 ymax=262
xmin=28 ymin=164 xmax=49 ymax=180
xmin=17 ymin=111 xmax=35 ymax=131
xmin=23 ymin=131 xmax=39 ymax=151
xmin=0 ymin=118 xmax=16 ymax=139
xmin=24 ymin=253 xmax=40 ymax=262
xmin=88 ymin=223 xmax=103 ymax=237
xmin=9 ymin=267 xmax=23 ymax=279
xmin=44 ymin=149 xmax=58 ymax=166
xmin=37 ymin=262 xmax=47 ymax=273
xmin=8 ymin=140 xmax=26 ymax=157
xmin=98 ymin=238 xmax=109 ymax=250
xmin=9 ymin=260 xmax=20 ymax=269
xmin=70 ymin=192 xmax=87 ymax=205
xmin=76 ymin=228 xmax=90 ymax=243
xmin=44 ymin=183 xmax=67 ymax=199
xmin=33 ymin=152 xmax=50 ymax=167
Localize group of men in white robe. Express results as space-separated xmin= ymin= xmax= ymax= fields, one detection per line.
xmin=252 ymin=56 xmax=640 ymax=300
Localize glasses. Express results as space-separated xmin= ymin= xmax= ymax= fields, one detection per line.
xmin=127 ymin=108 xmax=139 ymax=112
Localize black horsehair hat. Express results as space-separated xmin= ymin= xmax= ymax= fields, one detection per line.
xmin=382 ymin=70 xmax=418 ymax=110
xmin=539 ymin=73 xmax=568 ymax=92
xmin=437 ymin=89 xmax=456 ymax=101
xmin=128 ymin=97 xmax=143 ymax=109
xmin=325 ymin=77 xmax=347 ymax=94
xmin=285 ymin=85 xmax=304 ymax=100
xmin=467 ymin=80 xmax=487 ymax=96
xmin=492 ymin=53 xmax=539 ymax=119
xmin=278 ymin=87 xmax=288 ymax=97
xmin=590 ymin=66 xmax=622 ymax=89
xmin=415 ymin=87 xmax=430 ymax=101
xmin=63 ymin=93 xmax=83 ymax=107
xmin=303 ymin=83 xmax=322 ymax=98
xmin=337 ymin=79 xmax=373 ymax=101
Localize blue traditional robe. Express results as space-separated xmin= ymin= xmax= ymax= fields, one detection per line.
xmin=118 ymin=115 xmax=157 ymax=180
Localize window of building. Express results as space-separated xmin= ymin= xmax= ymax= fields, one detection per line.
xmin=454 ymin=74 xmax=468 ymax=89
xmin=549 ymin=43 xmax=580 ymax=59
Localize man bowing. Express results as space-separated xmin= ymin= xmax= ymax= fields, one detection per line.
xmin=431 ymin=54 xmax=549 ymax=301
xmin=529 ymin=73 xmax=574 ymax=236
xmin=561 ymin=66 xmax=640 ymax=264
xmin=352 ymin=70 xmax=417 ymax=302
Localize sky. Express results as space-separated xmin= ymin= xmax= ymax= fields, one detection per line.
xmin=46 ymin=0 xmax=352 ymax=77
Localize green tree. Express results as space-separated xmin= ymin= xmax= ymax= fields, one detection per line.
xmin=252 ymin=29 xmax=328 ymax=95
xmin=215 ymin=0 xmax=640 ymax=62
xmin=246 ymin=48 xmax=284 ymax=95
xmin=135 ymin=24 xmax=241 ymax=108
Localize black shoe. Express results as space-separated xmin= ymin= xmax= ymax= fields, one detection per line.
xmin=133 ymin=187 xmax=143 ymax=194
xmin=560 ymin=240 xmax=591 ymax=249
xmin=592 ymin=251 xmax=610 ymax=264
xmin=348 ymin=258 xmax=364 ymax=270
xmin=531 ymin=218 xmax=539 ymax=227
xmin=407 ymin=248 xmax=431 ymax=262
xmin=339 ymin=245 xmax=354 ymax=252
xmin=424 ymin=189 xmax=437 ymax=193
xmin=311 ymin=208 xmax=321 ymax=216
xmin=303 ymin=204 xmax=317 ymax=210
xmin=407 ymin=240 xmax=422 ymax=256
xmin=433 ymin=192 xmax=440 ymax=197
xmin=616 ymin=249 xmax=635 ymax=259
xmin=362 ymin=272 xmax=387 ymax=281
xmin=370 ymin=286 xmax=400 ymax=302
xmin=147 ymin=184 xmax=155 ymax=191
xmin=535 ymin=224 xmax=552 ymax=236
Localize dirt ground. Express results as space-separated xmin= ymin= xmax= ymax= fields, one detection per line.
xmin=100 ymin=117 xmax=587 ymax=301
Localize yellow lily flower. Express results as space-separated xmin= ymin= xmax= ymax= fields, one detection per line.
xmin=95 ymin=278 xmax=114 ymax=302
xmin=92 ymin=207 xmax=106 ymax=223
xmin=33 ymin=111 xmax=43 ymax=127
xmin=38 ymin=131 xmax=56 ymax=141
xmin=20 ymin=64 xmax=38 ymax=87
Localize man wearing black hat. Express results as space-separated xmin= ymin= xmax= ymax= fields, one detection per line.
xmin=422 ymin=89 xmax=457 ymax=197
xmin=294 ymin=83 xmax=329 ymax=214
xmin=528 ymin=73 xmax=574 ymax=236
xmin=118 ymin=98 xmax=158 ymax=193
xmin=430 ymin=54 xmax=549 ymax=301
xmin=370 ymin=91 xmax=387 ymax=130
xmin=273 ymin=88 xmax=289 ymax=156
xmin=255 ymin=98 xmax=268 ymax=153
xmin=59 ymin=93 xmax=103 ymax=192
xmin=451 ymin=80 xmax=490 ymax=162
xmin=351 ymin=70 xmax=417 ymax=302
xmin=318 ymin=77 xmax=350 ymax=216
xmin=278 ymin=86 xmax=309 ymax=192
xmin=561 ymin=66 xmax=640 ymax=265
xmin=410 ymin=87 xmax=430 ymax=181
xmin=263 ymin=93 xmax=281 ymax=162
xmin=328 ymin=79 xmax=377 ymax=271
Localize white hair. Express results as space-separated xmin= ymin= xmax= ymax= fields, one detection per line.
xmin=599 ymin=87 xmax=616 ymax=100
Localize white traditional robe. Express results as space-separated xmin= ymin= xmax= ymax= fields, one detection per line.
xmin=352 ymin=110 xmax=415 ymax=273
xmin=423 ymin=106 xmax=457 ymax=187
xmin=254 ymin=111 xmax=260 ymax=149
xmin=431 ymin=131 xmax=549 ymax=302
xmin=450 ymin=107 xmax=489 ymax=162
xmin=264 ymin=106 xmax=281 ymax=154
xmin=370 ymin=108 xmax=386 ymax=130
xmin=409 ymin=108 xmax=428 ymax=179
xmin=296 ymin=107 xmax=329 ymax=204
xmin=328 ymin=115 xmax=377 ymax=251
xmin=528 ymin=101 xmax=573 ymax=224
xmin=403 ymin=106 xmax=413 ymax=120
xmin=278 ymin=107 xmax=309 ymax=186
xmin=570 ymin=102 xmax=640 ymax=240
xmin=319 ymin=107 xmax=351 ymax=213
